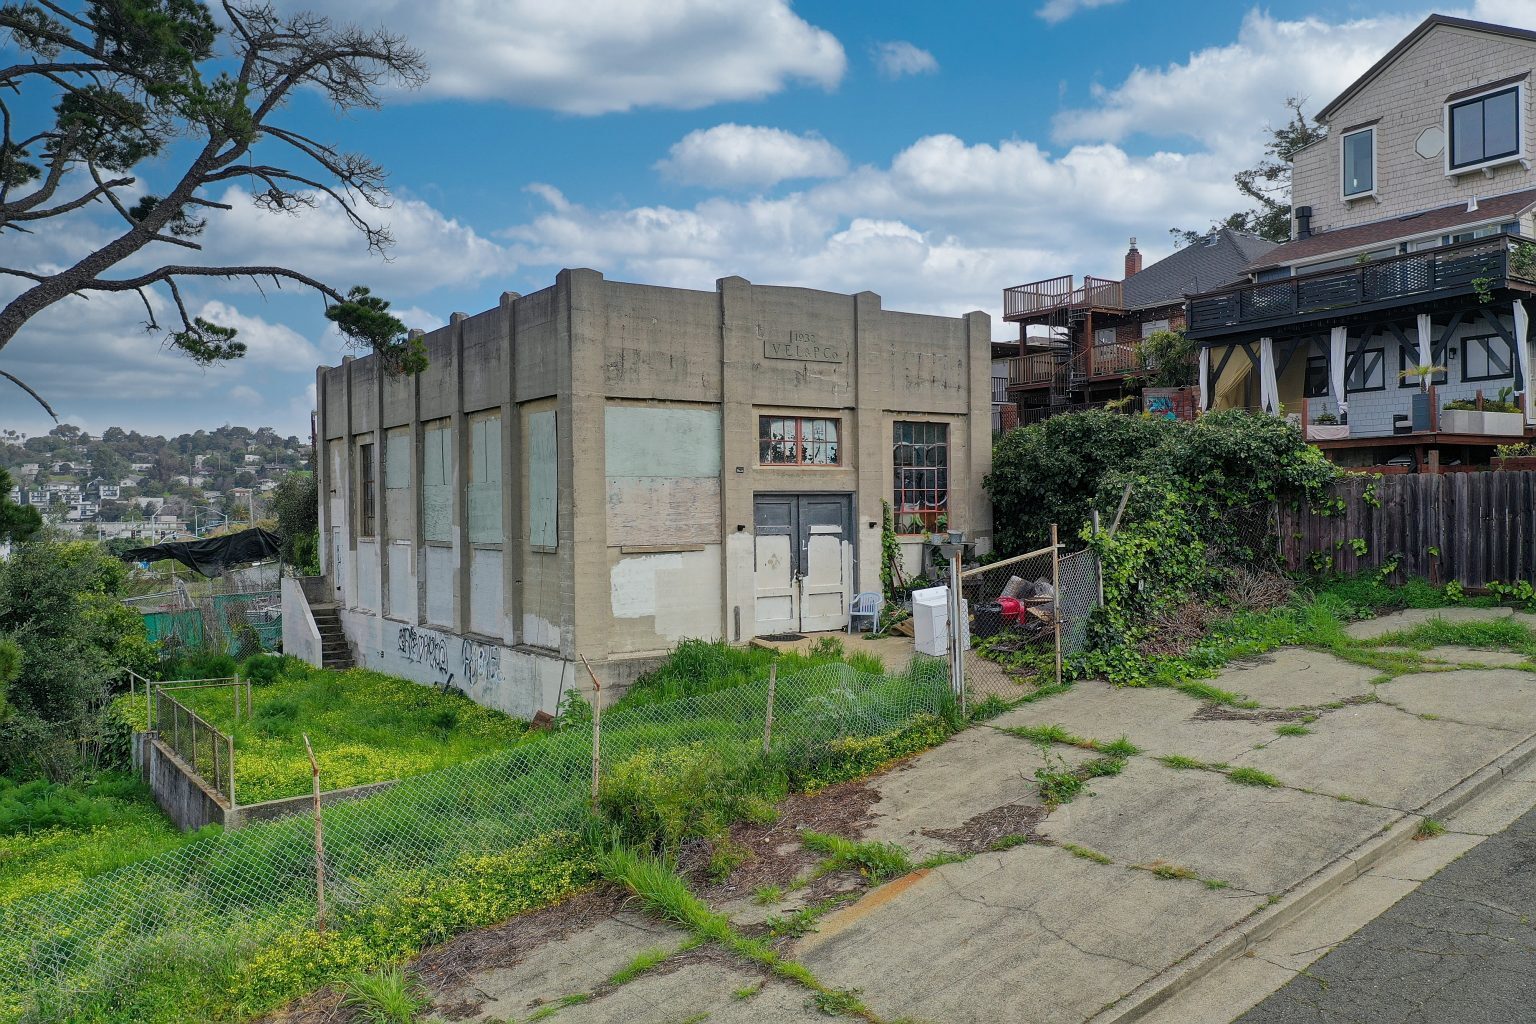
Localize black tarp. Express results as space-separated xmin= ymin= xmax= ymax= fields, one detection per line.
xmin=122 ymin=527 xmax=282 ymax=577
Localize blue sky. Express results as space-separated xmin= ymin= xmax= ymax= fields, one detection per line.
xmin=4 ymin=0 xmax=1534 ymax=437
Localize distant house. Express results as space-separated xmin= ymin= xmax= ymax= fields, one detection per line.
xmin=1190 ymin=14 xmax=1536 ymax=470
xmin=1003 ymin=232 xmax=1276 ymax=423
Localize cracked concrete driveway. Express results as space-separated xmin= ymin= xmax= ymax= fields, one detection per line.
xmin=414 ymin=609 xmax=1536 ymax=1024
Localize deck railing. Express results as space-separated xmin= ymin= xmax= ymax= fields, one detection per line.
xmin=991 ymin=376 xmax=1009 ymax=403
xmin=1090 ymin=342 xmax=1139 ymax=376
xmin=1008 ymin=351 xmax=1059 ymax=386
xmin=1004 ymin=275 xmax=1124 ymax=319
xmin=1188 ymin=235 xmax=1532 ymax=336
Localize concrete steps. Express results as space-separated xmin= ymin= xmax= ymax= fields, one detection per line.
xmin=310 ymin=605 xmax=353 ymax=670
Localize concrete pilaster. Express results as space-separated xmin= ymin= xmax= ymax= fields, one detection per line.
xmin=965 ymin=311 xmax=995 ymax=554
xmin=718 ymin=276 xmax=756 ymax=643
xmin=499 ymin=291 xmax=522 ymax=646
xmin=450 ymin=312 xmax=469 ymax=635
xmin=564 ymin=269 xmax=607 ymax=666
xmin=853 ymin=291 xmax=885 ymax=594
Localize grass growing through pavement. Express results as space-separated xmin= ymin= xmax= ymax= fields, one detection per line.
xmin=1226 ymin=766 xmax=1282 ymax=788
xmin=1416 ymin=818 xmax=1447 ymax=840
xmin=607 ymin=946 xmax=674 ymax=987
xmin=1275 ymin=723 xmax=1312 ymax=737
xmin=800 ymin=830 xmax=914 ymax=884
xmin=1063 ymin=843 xmax=1113 ymax=865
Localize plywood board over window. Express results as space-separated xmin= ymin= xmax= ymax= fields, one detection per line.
xmin=467 ymin=412 xmax=503 ymax=544
xmin=527 ymin=409 xmax=558 ymax=550
xmin=605 ymin=405 xmax=721 ymax=548
xmin=422 ymin=421 xmax=453 ymax=543
xmin=384 ymin=426 xmax=412 ymax=542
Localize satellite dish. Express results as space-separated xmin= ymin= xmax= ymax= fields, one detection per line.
xmin=1416 ymin=126 xmax=1445 ymax=160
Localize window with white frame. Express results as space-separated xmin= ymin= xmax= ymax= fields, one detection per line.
xmin=1342 ymin=126 xmax=1375 ymax=197
xmin=1140 ymin=319 xmax=1171 ymax=339
xmin=1449 ymin=86 xmax=1521 ymax=172
xmin=1093 ymin=327 xmax=1115 ymax=347
xmin=1462 ymin=334 xmax=1514 ymax=382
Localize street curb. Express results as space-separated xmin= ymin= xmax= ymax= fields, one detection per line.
xmin=1087 ymin=730 xmax=1536 ymax=1024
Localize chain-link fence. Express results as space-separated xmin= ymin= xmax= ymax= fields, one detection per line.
xmin=961 ymin=531 xmax=1101 ymax=701
xmin=0 ymin=656 xmax=952 ymax=1017
xmin=125 ymin=562 xmax=282 ymax=656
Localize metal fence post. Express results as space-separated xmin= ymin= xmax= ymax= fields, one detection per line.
xmin=1051 ymin=523 xmax=1063 ymax=688
xmin=949 ymin=548 xmax=965 ymax=716
xmin=228 ymin=733 xmax=237 ymax=809
xmin=763 ymin=663 xmax=777 ymax=754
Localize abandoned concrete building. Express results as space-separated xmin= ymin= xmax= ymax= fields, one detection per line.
xmin=287 ymin=269 xmax=994 ymax=716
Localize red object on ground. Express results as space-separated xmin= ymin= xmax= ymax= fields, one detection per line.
xmin=997 ymin=597 xmax=1025 ymax=623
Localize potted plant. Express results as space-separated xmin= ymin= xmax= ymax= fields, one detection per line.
xmin=1495 ymin=442 xmax=1536 ymax=471
xmin=1445 ymin=388 xmax=1524 ymax=436
xmin=1308 ymin=409 xmax=1349 ymax=440
xmin=1398 ymin=363 xmax=1446 ymax=431
xmin=1441 ymin=397 xmax=1483 ymax=434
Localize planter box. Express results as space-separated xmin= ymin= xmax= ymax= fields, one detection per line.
xmin=1442 ymin=409 xmax=1525 ymax=436
xmin=1495 ymin=456 xmax=1536 ymax=472
xmin=1308 ymin=424 xmax=1350 ymax=441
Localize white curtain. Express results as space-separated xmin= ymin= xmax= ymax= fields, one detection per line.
xmin=1198 ymin=346 xmax=1210 ymax=412
xmin=1416 ymin=313 xmax=1433 ymax=381
xmin=1517 ymin=300 xmax=1534 ymax=425
xmin=1329 ymin=326 xmax=1349 ymax=415
xmin=1258 ymin=336 xmax=1279 ymax=414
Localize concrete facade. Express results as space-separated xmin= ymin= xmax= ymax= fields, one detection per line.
xmin=305 ymin=269 xmax=992 ymax=716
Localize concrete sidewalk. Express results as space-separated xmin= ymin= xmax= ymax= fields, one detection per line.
xmin=407 ymin=608 xmax=1536 ymax=1024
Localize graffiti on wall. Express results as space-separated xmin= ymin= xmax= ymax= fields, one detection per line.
xmin=398 ymin=625 xmax=451 ymax=683
xmin=461 ymin=637 xmax=504 ymax=691
xmin=395 ymin=624 xmax=506 ymax=694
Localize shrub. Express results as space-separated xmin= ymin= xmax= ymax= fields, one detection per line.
xmin=598 ymin=743 xmax=782 ymax=855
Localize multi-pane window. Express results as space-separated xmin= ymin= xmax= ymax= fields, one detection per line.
xmin=1346 ymin=347 xmax=1386 ymax=393
xmin=1463 ymin=335 xmax=1513 ymax=382
xmin=1399 ymin=345 xmax=1448 ymax=388
xmin=1304 ymin=356 xmax=1329 ymax=398
xmin=759 ymin=416 xmax=840 ymax=465
xmin=1450 ymin=87 xmax=1520 ymax=171
xmin=893 ymin=421 xmax=948 ymax=534
xmin=358 ymin=442 xmax=376 ymax=538
xmin=1342 ymin=127 xmax=1375 ymax=197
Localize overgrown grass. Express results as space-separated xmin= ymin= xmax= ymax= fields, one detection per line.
xmin=0 ymin=774 xmax=203 ymax=907
xmin=616 ymin=636 xmax=884 ymax=709
xmin=116 ymin=663 xmax=531 ymax=804
xmin=801 ymin=830 xmax=914 ymax=884
xmin=607 ymin=946 xmax=673 ymax=987
xmin=339 ymin=966 xmax=427 ymax=1024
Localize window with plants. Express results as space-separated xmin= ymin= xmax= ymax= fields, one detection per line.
xmin=893 ymin=421 xmax=948 ymax=533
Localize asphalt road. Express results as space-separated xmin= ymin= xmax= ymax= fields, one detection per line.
xmin=1237 ymin=805 xmax=1536 ymax=1024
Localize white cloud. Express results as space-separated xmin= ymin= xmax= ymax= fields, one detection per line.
xmin=656 ymin=124 xmax=849 ymax=189
xmin=1036 ymin=0 xmax=1126 ymax=25
xmin=872 ymin=41 xmax=938 ymax=79
xmin=284 ymin=0 xmax=845 ymax=114
xmin=197 ymin=186 xmax=514 ymax=296
xmin=229 ymin=385 xmax=263 ymax=405
xmin=195 ymin=301 xmax=324 ymax=368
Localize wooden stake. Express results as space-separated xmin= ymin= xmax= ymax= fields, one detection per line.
xmin=580 ymin=656 xmax=603 ymax=807
xmin=1109 ymin=483 xmax=1133 ymax=536
xmin=302 ymin=733 xmax=326 ymax=932
xmin=763 ymin=663 xmax=777 ymax=754
xmin=1051 ymin=523 xmax=1063 ymax=689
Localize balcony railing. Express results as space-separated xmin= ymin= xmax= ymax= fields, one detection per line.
xmin=1004 ymin=275 xmax=1124 ymax=320
xmin=991 ymin=376 xmax=1009 ymax=403
xmin=1008 ymin=351 xmax=1059 ymax=386
xmin=1090 ymin=342 xmax=1138 ymax=376
xmin=1188 ymin=235 xmax=1533 ymax=338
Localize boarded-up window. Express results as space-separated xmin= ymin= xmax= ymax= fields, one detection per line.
xmin=384 ymin=426 xmax=412 ymax=541
xmin=357 ymin=442 xmax=376 ymax=538
xmin=422 ymin=421 xmax=452 ymax=543
xmin=468 ymin=412 xmax=503 ymax=544
xmin=527 ymin=409 xmax=557 ymax=549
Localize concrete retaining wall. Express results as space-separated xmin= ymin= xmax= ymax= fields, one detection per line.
xmin=282 ymin=575 xmax=323 ymax=667
xmin=132 ymin=731 xmax=227 ymax=832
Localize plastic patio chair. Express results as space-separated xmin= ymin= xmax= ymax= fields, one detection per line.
xmin=848 ymin=592 xmax=881 ymax=634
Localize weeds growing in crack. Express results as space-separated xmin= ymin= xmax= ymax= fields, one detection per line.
xmin=1275 ymin=723 xmax=1312 ymax=737
xmin=765 ymin=895 xmax=855 ymax=939
xmin=733 ymin=981 xmax=764 ymax=1000
xmin=1158 ymin=754 xmax=1214 ymax=771
xmin=607 ymin=946 xmax=673 ymax=987
xmin=1227 ymin=766 xmax=1282 ymax=788
xmin=987 ymin=834 xmax=1033 ymax=852
xmin=1135 ymin=860 xmax=1228 ymax=890
xmin=918 ymin=850 xmax=972 ymax=869
xmin=1080 ymin=756 xmax=1128 ymax=778
xmin=1062 ymin=843 xmax=1112 ymax=865
xmin=597 ymin=848 xmax=881 ymax=1021
xmin=1035 ymin=753 xmax=1086 ymax=806
xmin=800 ymin=830 xmax=914 ymax=884
xmin=753 ymin=884 xmax=784 ymax=906
xmin=1100 ymin=735 xmax=1142 ymax=757
xmin=1416 ymin=818 xmax=1447 ymax=840
xmin=1004 ymin=723 xmax=1096 ymax=749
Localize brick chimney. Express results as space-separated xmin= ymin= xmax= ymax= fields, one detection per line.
xmin=1124 ymin=237 xmax=1143 ymax=278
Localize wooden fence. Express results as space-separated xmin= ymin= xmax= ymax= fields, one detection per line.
xmin=1279 ymin=470 xmax=1536 ymax=587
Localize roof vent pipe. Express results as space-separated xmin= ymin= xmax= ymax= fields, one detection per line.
xmin=1295 ymin=206 xmax=1313 ymax=240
